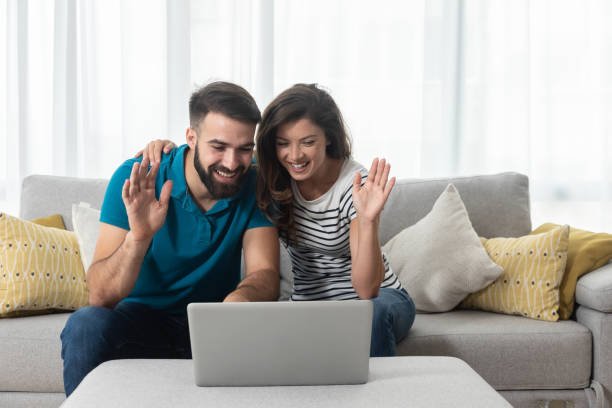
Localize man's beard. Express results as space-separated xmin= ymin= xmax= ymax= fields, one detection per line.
xmin=194 ymin=146 xmax=247 ymax=199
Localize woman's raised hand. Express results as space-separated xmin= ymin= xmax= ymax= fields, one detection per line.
xmin=133 ymin=139 xmax=177 ymax=164
xmin=352 ymin=158 xmax=395 ymax=222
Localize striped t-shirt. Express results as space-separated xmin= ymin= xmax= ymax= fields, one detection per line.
xmin=287 ymin=159 xmax=402 ymax=301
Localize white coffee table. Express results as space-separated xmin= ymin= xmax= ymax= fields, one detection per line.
xmin=62 ymin=356 xmax=511 ymax=407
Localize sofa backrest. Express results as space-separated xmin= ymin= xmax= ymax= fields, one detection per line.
xmin=379 ymin=172 xmax=531 ymax=244
xmin=20 ymin=171 xmax=532 ymax=241
xmin=20 ymin=175 xmax=108 ymax=231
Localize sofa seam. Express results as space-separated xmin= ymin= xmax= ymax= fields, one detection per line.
xmin=493 ymin=381 xmax=591 ymax=391
xmin=409 ymin=331 xmax=590 ymax=338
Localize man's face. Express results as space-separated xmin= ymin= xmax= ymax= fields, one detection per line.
xmin=192 ymin=111 xmax=256 ymax=199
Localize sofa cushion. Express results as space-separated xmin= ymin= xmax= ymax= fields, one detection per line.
xmin=379 ymin=172 xmax=531 ymax=245
xmin=461 ymin=225 xmax=569 ymax=321
xmin=0 ymin=392 xmax=65 ymax=408
xmin=0 ymin=313 xmax=70 ymax=392
xmin=383 ymin=184 xmax=503 ymax=312
xmin=398 ymin=310 xmax=591 ymax=390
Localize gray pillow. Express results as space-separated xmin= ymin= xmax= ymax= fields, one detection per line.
xmin=383 ymin=184 xmax=503 ymax=312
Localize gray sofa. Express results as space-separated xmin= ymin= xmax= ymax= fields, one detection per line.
xmin=1 ymin=172 xmax=611 ymax=408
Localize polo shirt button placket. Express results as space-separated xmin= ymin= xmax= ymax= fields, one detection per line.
xmin=197 ymin=218 xmax=213 ymax=244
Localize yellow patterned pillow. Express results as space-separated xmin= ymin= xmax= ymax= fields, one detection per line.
xmin=531 ymin=223 xmax=612 ymax=319
xmin=0 ymin=212 xmax=88 ymax=317
xmin=31 ymin=214 xmax=66 ymax=230
xmin=461 ymin=225 xmax=569 ymax=321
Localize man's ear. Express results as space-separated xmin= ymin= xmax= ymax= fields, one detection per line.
xmin=186 ymin=127 xmax=197 ymax=149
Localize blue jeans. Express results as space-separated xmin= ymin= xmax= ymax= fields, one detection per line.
xmin=60 ymin=302 xmax=191 ymax=396
xmin=370 ymin=287 xmax=416 ymax=357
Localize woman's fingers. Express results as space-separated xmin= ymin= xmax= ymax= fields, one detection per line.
xmin=367 ymin=158 xmax=391 ymax=189
xmin=137 ymin=139 xmax=176 ymax=164
xmin=152 ymin=143 xmax=161 ymax=165
xmin=353 ymin=171 xmax=362 ymax=192
xmin=384 ymin=177 xmax=396 ymax=201
xmin=150 ymin=140 xmax=175 ymax=163
xmin=367 ymin=158 xmax=379 ymax=185
xmin=373 ymin=159 xmax=386 ymax=185
xmin=163 ymin=142 xmax=175 ymax=153
xmin=379 ymin=161 xmax=391 ymax=187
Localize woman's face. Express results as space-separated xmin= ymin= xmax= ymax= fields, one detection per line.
xmin=275 ymin=118 xmax=329 ymax=182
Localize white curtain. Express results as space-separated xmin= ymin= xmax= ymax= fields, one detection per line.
xmin=2 ymin=0 xmax=612 ymax=232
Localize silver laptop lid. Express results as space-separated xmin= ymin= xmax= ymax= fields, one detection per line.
xmin=187 ymin=300 xmax=373 ymax=386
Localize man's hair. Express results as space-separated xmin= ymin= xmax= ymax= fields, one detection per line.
xmin=189 ymin=81 xmax=261 ymax=129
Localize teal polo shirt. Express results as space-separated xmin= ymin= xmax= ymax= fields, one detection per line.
xmin=100 ymin=144 xmax=272 ymax=315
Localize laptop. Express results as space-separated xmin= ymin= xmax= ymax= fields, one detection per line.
xmin=187 ymin=300 xmax=373 ymax=386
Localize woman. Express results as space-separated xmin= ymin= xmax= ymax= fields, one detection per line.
xmin=140 ymin=84 xmax=415 ymax=356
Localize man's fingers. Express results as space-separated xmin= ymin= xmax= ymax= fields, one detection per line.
xmin=139 ymin=156 xmax=149 ymax=179
xmin=140 ymin=158 xmax=151 ymax=192
xmin=159 ymin=180 xmax=173 ymax=208
xmin=146 ymin=161 xmax=160 ymax=190
xmin=122 ymin=179 xmax=130 ymax=202
xmin=133 ymin=149 xmax=143 ymax=158
xmin=129 ymin=162 xmax=140 ymax=197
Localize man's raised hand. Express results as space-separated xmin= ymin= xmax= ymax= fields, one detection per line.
xmin=122 ymin=157 xmax=173 ymax=242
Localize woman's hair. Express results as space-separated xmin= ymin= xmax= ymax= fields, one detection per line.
xmin=255 ymin=84 xmax=351 ymax=243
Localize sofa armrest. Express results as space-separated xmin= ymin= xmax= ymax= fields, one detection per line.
xmin=576 ymin=306 xmax=612 ymax=407
xmin=576 ymin=262 xmax=612 ymax=313
xmin=576 ymin=263 xmax=612 ymax=406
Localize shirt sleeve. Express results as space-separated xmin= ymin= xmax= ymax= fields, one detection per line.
xmin=99 ymin=161 xmax=135 ymax=231
xmin=247 ymin=206 xmax=274 ymax=229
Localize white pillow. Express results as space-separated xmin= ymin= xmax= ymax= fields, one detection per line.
xmin=382 ymin=184 xmax=503 ymax=312
xmin=71 ymin=202 xmax=101 ymax=271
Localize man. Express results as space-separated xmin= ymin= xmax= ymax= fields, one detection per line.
xmin=60 ymin=82 xmax=280 ymax=396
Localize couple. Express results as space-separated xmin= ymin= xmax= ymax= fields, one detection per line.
xmin=60 ymin=81 xmax=416 ymax=396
